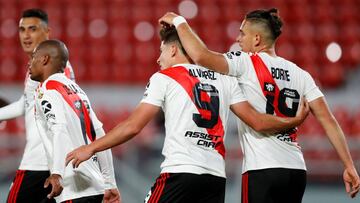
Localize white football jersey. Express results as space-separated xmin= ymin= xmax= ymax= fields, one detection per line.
xmin=34 ymin=73 xmax=105 ymax=202
xmin=223 ymin=51 xmax=324 ymax=173
xmin=20 ymin=61 xmax=75 ymax=170
xmin=141 ymin=64 xmax=246 ymax=178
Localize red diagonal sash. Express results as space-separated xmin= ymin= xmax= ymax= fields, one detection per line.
xmin=250 ymin=54 xmax=298 ymax=141
xmin=46 ymin=80 xmax=96 ymax=144
xmin=160 ymin=66 xmax=225 ymax=157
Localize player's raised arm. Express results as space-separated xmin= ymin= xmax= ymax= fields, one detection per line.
xmin=309 ymin=97 xmax=360 ymax=198
xmin=231 ymin=98 xmax=309 ymax=134
xmin=66 ymin=103 xmax=160 ymax=168
xmin=159 ymin=12 xmax=229 ymax=74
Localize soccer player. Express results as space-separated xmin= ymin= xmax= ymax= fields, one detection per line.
xmin=0 ymin=9 xmax=75 ymax=203
xmin=29 ymin=39 xmax=120 ymax=202
xmin=159 ymin=9 xmax=360 ymax=203
xmin=65 ymin=26 xmax=308 ymax=203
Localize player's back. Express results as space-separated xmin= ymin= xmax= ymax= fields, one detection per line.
xmin=35 ymin=73 xmax=105 ymax=202
xmin=143 ymin=63 xmax=245 ymax=178
xmin=226 ymin=52 xmax=323 ymax=173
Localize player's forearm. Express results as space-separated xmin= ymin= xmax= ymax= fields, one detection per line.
xmin=89 ymin=121 xmax=139 ymax=154
xmin=0 ymin=96 xmax=25 ymax=120
xmin=176 ymin=23 xmax=209 ymax=64
xmin=253 ymin=114 xmax=300 ymax=134
xmin=320 ymin=116 xmax=355 ymax=168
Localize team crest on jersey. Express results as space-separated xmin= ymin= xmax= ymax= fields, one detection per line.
xmin=74 ymin=100 xmax=82 ymax=110
xmin=37 ymin=89 xmax=44 ymax=99
xmin=264 ymin=82 xmax=275 ymax=93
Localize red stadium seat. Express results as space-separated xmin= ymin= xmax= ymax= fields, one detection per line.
xmin=350 ymin=111 xmax=360 ymax=136
xmin=109 ymin=22 xmax=132 ymax=43
xmin=290 ymin=23 xmax=315 ymax=44
xmin=314 ymin=23 xmax=339 ymax=45
xmin=88 ymin=6 xmax=107 ymax=20
xmin=277 ymin=42 xmax=295 ymax=61
xmin=318 ymin=63 xmax=345 ymax=88
xmin=312 ymin=5 xmax=335 ymax=24
xmin=131 ymin=6 xmax=154 ymax=23
xmin=222 ymin=4 xmax=245 ymax=22
xmin=112 ymin=42 xmax=133 ymax=65
xmin=333 ymin=107 xmax=352 ymax=135
xmin=198 ymin=4 xmax=221 ymax=24
xmin=134 ymin=42 xmax=157 ymax=65
xmin=0 ymin=4 xmax=18 ymax=20
xmin=108 ymin=2 xmax=131 ymax=23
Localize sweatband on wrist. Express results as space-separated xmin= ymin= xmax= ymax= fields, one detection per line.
xmin=173 ymin=16 xmax=187 ymax=28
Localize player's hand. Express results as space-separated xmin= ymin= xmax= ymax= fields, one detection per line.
xmin=295 ymin=97 xmax=310 ymax=125
xmin=65 ymin=145 xmax=94 ymax=168
xmin=343 ymin=166 xmax=360 ymax=198
xmin=44 ymin=174 xmax=63 ymax=199
xmin=104 ymin=188 xmax=122 ymax=203
xmin=159 ymin=12 xmax=180 ymax=27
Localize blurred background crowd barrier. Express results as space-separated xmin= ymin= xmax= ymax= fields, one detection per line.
xmin=0 ymin=0 xmax=359 ymax=202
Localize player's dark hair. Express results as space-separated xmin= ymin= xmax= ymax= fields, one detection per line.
xmin=36 ymin=40 xmax=68 ymax=72
xmin=245 ymin=8 xmax=283 ymax=41
xmin=21 ymin=8 xmax=48 ymax=25
xmin=159 ymin=26 xmax=187 ymax=55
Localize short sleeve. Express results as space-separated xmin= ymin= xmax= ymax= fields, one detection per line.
xmin=38 ymin=91 xmax=67 ymax=125
xmin=141 ymin=73 xmax=167 ymax=107
xmin=303 ymin=71 xmax=324 ymax=102
xmin=223 ymin=51 xmax=248 ymax=77
xmin=229 ymin=78 xmax=247 ymax=105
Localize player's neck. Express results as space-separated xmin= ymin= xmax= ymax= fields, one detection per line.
xmin=256 ymin=44 xmax=276 ymax=57
xmin=174 ymin=56 xmax=192 ymax=65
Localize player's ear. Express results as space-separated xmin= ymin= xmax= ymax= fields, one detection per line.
xmin=41 ymin=54 xmax=51 ymax=66
xmin=170 ymin=44 xmax=177 ymax=57
xmin=254 ymin=33 xmax=261 ymax=47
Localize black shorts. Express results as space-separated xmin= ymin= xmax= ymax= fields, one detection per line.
xmin=241 ymin=168 xmax=306 ymax=203
xmin=7 ymin=170 xmax=55 ymax=203
xmin=62 ymin=194 xmax=104 ymax=203
xmin=145 ymin=173 xmax=226 ymax=203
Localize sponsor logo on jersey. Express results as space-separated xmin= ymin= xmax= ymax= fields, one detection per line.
xmin=276 ymin=128 xmax=298 ymax=143
xmin=41 ymin=100 xmax=56 ymax=121
xmin=225 ymin=51 xmax=241 ymax=59
xmin=185 ymin=130 xmax=222 ymax=149
xmin=143 ymin=82 xmax=150 ymax=98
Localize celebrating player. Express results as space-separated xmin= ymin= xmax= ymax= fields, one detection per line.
xmin=65 ymin=26 xmax=308 ymax=203
xmin=0 ymin=9 xmax=75 ymax=203
xmin=29 ymin=40 xmax=120 ymax=203
xmin=159 ymin=8 xmax=360 ymax=203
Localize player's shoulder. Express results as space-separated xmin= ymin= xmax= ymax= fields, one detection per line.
xmin=42 ymin=73 xmax=71 ymax=91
